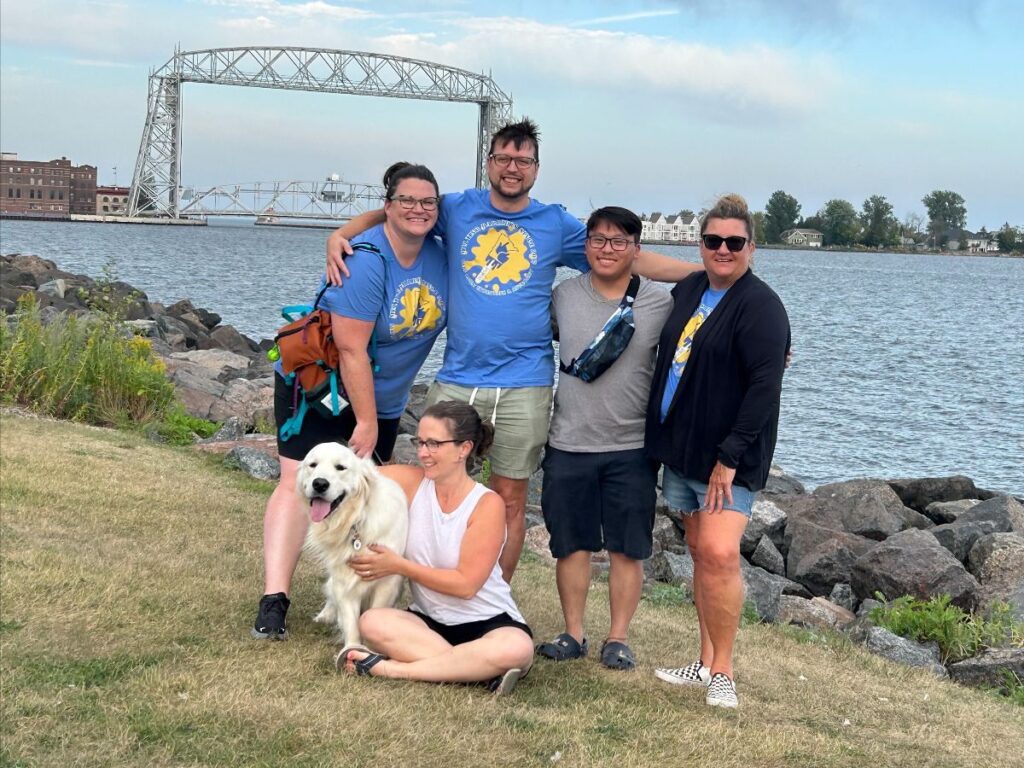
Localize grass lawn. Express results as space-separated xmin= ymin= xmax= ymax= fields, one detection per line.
xmin=2 ymin=413 xmax=1021 ymax=767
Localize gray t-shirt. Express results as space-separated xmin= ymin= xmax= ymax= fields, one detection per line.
xmin=549 ymin=274 xmax=672 ymax=452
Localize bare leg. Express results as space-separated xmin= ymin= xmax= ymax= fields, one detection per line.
xmin=490 ymin=474 xmax=528 ymax=582
xmin=691 ymin=510 xmax=748 ymax=678
xmin=358 ymin=608 xmax=452 ymax=662
xmin=349 ymin=623 xmax=535 ymax=683
xmin=554 ymin=550 xmax=592 ymax=643
xmin=682 ymin=514 xmax=714 ymax=667
xmin=262 ymin=456 xmax=306 ymax=596
xmin=607 ymin=552 xmax=643 ymax=643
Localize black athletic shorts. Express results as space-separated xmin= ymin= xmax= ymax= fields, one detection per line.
xmin=273 ymin=372 xmax=400 ymax=463
xmin=541 ymin=445 xmax=658 ymax=560
xmin=408 ymin=609 xmax=533 ymax=645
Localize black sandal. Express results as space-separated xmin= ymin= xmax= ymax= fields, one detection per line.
xmin=536 ymin=633 xmax=588 ymax=661
xmin=600 ymin=640 xmax=636 ymax=671
xmin=335 ymin=644 xmax=388 ymax=676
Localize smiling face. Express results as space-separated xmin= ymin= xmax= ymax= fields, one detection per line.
xmin=487 ymin=138 xmax=538 ymax=205
xmin=415 ymin=415 xmax=469 ymax=480
xmin=585 ymin=220 xmax=638 ymax=284
xmin=383 ymin=178 xmax=439 ymax=240
xmin=700 ymin=217 xmax=755 ymax=290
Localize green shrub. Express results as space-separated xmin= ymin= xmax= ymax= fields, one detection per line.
xmin=152 ymin=404 xmax=219 ymax=445
xmin=0 ymin=294 xmax=175 ymax=427
xmin=870 ymin=593 xmax=1024 ymax=664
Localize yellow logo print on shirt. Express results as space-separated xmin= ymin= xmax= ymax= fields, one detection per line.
xmin=462 ymin=228 xmax=531 ymax=291
xmin=670 ymin=311 xmax=708 ymax=376
xmin=390 ymin=283 xmax=443 ymax=337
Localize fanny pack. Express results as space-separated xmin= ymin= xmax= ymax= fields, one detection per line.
xmin=559 ymin=275 xmax=640 ymax=383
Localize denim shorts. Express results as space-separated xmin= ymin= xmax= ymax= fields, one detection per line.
xmin=661 ymin=465 xmax=755 ymax=518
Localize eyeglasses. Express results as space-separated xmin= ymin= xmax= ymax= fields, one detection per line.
xmin=586 ymin=235 xmax=635 ymax=251
xmin=488 ymin=154 xmax=538 ymax=169
xmin=389 ymin=195 xmax=439 ymax=211
xmin=410 ymin=437 xmax=462 ymax=452
xmin=701 ymin=234 xmax=749 ymax=252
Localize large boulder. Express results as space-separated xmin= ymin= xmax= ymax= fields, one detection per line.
xmin=947 ymin=648 xmax=1024 ymax=689
xmin=225 ymin=446 xmax=279 ymax=480
xmin=740 ymin=498 xmax=787 ymax=556
xmin=930 ymin=519 xmax=1002 ymax=563
xmin=652 ymin=514 xmax=687 ymax=556
xmin=956 ymin=495 xmax=1024 ymax=533
xmin=749 ymin=535 xmax=785 ymax=575
xmin=811 ymin=479 xmax=931 ymax=540
xmin=887 ymin=475 xmax=992 ymax=513
xmin=860 ymin=626 xmax=947 ymax=676
xmin=784 ymin=517 xmax=874 ymax=596
xmin=761 ymin=465 xmax=807 ymax=496
xmin=967 ymin=533 xmax=1024 ymax=622
xmin=166 ymin=349 xmax=252 ymax=378
xmin=208 ymin=324 xmax=259 ymax=356
xmin=851 ymin=528 xmax=980 ymax=611
xmin=741 ymin=563 xmax=809 ymax=623
xmin=209 ymin=377 xmax=273 ymax=426
xmin=923 ymin=498 xmax=980 ymax=525
xmin=776 ymin=595 xmax=855 ymax=631
xmin=646 ymin=550 xmax=695 ymax=591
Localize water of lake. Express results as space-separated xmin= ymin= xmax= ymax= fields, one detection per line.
xmin=2 ymin=218 xmax=1022 ymax=494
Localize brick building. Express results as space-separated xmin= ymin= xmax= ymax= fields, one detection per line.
xmin=96 ymin=185 xmax=130 ymax=215
xmin=1 ymin=153 xmax=97 ymax=218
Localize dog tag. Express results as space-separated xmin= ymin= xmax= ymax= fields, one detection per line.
xmin=352 ymin=538 xmax=362 ymax=551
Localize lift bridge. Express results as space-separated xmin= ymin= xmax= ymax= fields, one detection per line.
xmin=128 ymin=46 xmax=514 ymax=219
xmin=177 ymin=176 xmax=386 ymax=221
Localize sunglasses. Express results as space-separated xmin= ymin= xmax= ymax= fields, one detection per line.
xmin=701 ymin=234 xmax=749 ymax=252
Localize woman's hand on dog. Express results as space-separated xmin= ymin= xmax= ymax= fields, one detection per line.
xmin=351 ymin=544 xmax=404 ymax=580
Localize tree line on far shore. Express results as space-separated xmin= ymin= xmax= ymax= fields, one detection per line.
xmin=754 ymin=190 xmax=1024 ymax=253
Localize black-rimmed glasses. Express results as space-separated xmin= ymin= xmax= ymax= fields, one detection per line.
xmin=488 ymin=154 xmax=538 ymax=169
xmin=389 ymin=195 xmax=439 ymax=211
xmin=701 ymin=234 xmax=749 ymax=252
xmin=587 ymin=235 xmax=635 ymax=251
xmin=410 ymin=437 xmax=462 ymax=452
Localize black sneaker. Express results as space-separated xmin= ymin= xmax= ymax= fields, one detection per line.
xmin=251 ymin=592 xmax=290 ymax=640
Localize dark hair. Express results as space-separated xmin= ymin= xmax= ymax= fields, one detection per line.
xmin=382 ymin=161 xmax=439 ymax=200
xmin=701 ymin=193 xmax=755 ymax=242
xmin=587 ymin=206 xmax=642 ymax=244
xmin=489 ymin=118 xmax=541 ymax=164
xmin=421 ymin=400 xmax=494 ymax=469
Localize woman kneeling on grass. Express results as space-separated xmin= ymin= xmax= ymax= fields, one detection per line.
xmin=338 ymin=401 xmax=535 ymax=695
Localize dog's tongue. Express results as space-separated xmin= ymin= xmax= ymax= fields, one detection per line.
xmin=310 ymin=498 xmax=332 ymax=523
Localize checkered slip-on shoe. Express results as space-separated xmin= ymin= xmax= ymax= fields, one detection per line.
xmin=705 ymin=673 xmax=739 ymax=709
xmin=654 ymin=660 xmax=711 ymax=687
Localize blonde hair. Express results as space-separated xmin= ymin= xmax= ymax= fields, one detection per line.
xmin=701 ymin=194 xmax=755 ymax=242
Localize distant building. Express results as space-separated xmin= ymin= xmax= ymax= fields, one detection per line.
xmin=0 ymin=153 xmax=96 ymax=218
xmin=96 ymin=185 xmax=130 ymax=215
xmin=780 ymin=228 xmax=824 ymax=248
xmin=964 ymin=230 xmax=1000 ymax=253
xmin=641 ymin=210 xmax=700 ymax=242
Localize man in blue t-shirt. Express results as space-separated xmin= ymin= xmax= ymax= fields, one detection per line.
xmin=327 ymin=119 xmax=702 ymax=581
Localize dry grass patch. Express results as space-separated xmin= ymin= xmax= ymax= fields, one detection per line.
xmin=2 ymin=413 xmax=1022 ymax=767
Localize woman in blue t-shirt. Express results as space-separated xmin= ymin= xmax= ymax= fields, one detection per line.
xmin=252 ymin=162 xmax=448 ymax=641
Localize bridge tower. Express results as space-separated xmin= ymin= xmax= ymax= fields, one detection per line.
xmin=128 ymin=47 xmax=514 ymax=218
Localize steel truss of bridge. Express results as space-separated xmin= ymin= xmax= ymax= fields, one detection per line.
xmin=128 ymin=46 xmax=513 ymax=218
xmin=178 ymin=178 xmax=385 ymax=221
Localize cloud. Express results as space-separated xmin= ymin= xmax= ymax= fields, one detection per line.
xmin=365 ymin=17 xmax=839 ymax=119
xmin=570 ymin=9 xmax=681 ymax=26
xmin=70 ymin=58 xmax=135 ymax=68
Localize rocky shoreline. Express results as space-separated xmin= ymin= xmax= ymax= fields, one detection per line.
xmin=3 ymin=252 xmax=1022 ymax=694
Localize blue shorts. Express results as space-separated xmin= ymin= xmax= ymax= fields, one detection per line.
xmin=661 ymin=466 xmax=755 ymax=518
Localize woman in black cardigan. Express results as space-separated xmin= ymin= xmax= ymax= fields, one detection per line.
xmin=646 ymin=194 xmax=790 ymax=709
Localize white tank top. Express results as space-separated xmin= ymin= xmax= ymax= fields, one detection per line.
xmin=406 ymin=478 xmax=525 ymax=625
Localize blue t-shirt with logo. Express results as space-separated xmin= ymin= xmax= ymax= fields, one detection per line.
xmin=312 ymin=224 xmax=448 ymax=418
xmin=432 ymin=188 xmax=589 ymax=387
xmin=659 ymin=286 xmax=728 ymax=421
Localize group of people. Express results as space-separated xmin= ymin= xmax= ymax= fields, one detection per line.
xmin=251 ymin=119 xmax=790 ymax=708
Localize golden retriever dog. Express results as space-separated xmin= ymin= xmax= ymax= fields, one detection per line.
xmin=297 ymin=442 xmax=408 ymax=646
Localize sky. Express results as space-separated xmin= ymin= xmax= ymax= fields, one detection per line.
xmin=2 ymin=0 xmax=1022 ymax=230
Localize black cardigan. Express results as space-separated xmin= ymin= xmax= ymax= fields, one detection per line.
xmin=645 ymin=269 xmax=790 ymax=492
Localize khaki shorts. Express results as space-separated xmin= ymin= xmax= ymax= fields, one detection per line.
xmin=426 ymin=382 xmax=552 ymax=480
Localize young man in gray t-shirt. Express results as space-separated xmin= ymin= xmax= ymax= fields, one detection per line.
xmin=535 ymin=207 xmax=673 ymax=670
